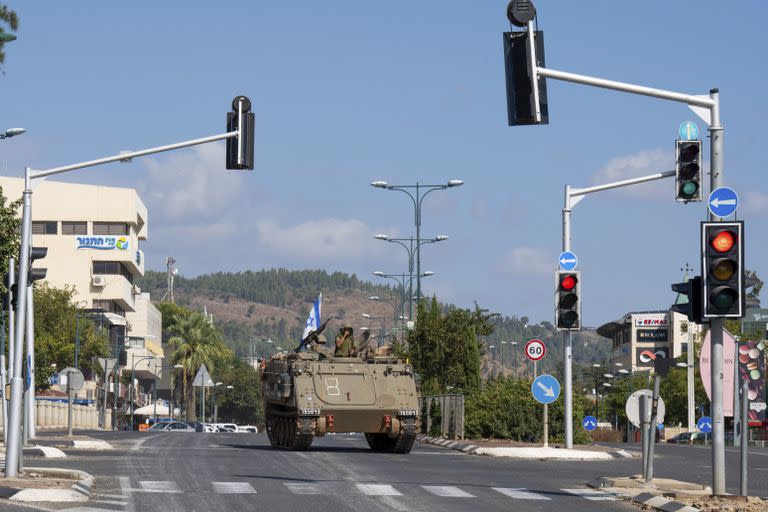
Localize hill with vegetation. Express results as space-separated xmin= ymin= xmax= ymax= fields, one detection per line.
xmin=137 ymin=269 xmax=611 ymax=374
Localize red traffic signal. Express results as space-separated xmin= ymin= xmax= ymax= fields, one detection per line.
xmin=702 ymin=222 xmax=744 ymax=318
xmin=555 ymin=271 xmax=580 ymax=330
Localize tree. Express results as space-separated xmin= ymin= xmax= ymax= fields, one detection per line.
xmin=0 ymin=184 xmax=21 ymax=292
xmin=0 ymin=4 xmax=19 ymax=68
xmin=32 ymin=283 xmax=110 ymax=388
xmin=214 ymin=359 xmax=263 ymax=425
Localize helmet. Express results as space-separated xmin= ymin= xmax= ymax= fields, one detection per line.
xmin=341 ymin=322 xmax=353 ymax=332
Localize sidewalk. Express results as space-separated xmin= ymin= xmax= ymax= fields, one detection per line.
xmin=417 ymin=435 xmax=639 ymax=460
xmin=0 ymin=467 xmax=93 ymax=502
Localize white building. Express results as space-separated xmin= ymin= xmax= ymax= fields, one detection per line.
xmin=0 ymin=177 xmax=163 ymax=390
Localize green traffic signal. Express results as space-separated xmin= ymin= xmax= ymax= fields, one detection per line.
xmin=675 ymin=140 xmax=702 ymax=202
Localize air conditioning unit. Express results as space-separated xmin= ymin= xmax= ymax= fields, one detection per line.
xmin=92 ymin=275 xmax=106 ymax=287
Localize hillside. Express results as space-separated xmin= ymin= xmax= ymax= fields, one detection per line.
xmin=137 ymin=269 xmax=611 ymax=372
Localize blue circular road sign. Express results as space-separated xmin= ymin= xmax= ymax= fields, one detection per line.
xmin=582 ymin=415 xmax=597 ymax=431
xmin=531 ymin=374 xmax=561 ymax=405
xmin=697 ymin=416 xmax=713 ymax=433
xmin=708 ymin=187 xmax=739 ymax=218
xmin=678 ymin=121 xmax=700 ymax=141
xmin=558 ymin=251 xmax=578 ymax=271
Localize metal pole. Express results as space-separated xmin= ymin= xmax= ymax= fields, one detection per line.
xmin=75 ymin=315 xmax=80 ymax=369
xmin=543 ymin=403 xmax=549 ymax=448
xmin=646 ymin=376 xmax=661 ymax=482
xmin=7 ymin=258 xmax=14 ymax=380
xmin=67 ymin=373 xmax=73 ymax=437
xmin=102 ymin=361 xmax=109 ymax=429
xmin=153 ymin=374 xmax=157 ymax=422
xmin=708 ymin=89 xmax=726 ymax=496
xmin=640 ymin=394 xmax=649 ymax=480
xmin=1 ymin=309 xmax=6 ymax=446
xmin=513 ymin=344 xmax=518 ymax=377
xmin=25 ymin=284 xmax=35 ymax=440
xmin=562 ymin=188 xmax=574 ymax=449
xmin=113 ymin=361 xmax=118 ymax=431
xmin=740 ymin=380 xmax=748 ymax=497
xmin=733 ymin=341 xmax=741 ymax=447
xmin=5 ymin=173 xmax=31 ymax=478
xmin=687 ymin=327 xmax=695 ymax=431
xmin=595 ymin=371 xmax=599 ymax=419
xmin=415 ymin=184 xmax=422 ymax=306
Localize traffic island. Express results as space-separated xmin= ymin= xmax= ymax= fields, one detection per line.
xmin=0 ymin=467 xmax=93 ymax=502
xmin=587 ymin=475 xmax=768 ymax=512
xmin=417 ymin=435 xmax=639 ymax=460
xmin=27 ymin=435 xmax=114 ymax=451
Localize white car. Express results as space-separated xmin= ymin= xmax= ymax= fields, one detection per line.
xmin=236 ymin=425 xmax=258 ymax=433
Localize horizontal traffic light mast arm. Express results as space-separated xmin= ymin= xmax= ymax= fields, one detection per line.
xmin=30 ymin=130 xmax=239 ymax=180
xmin=537 ymin=66 xmax=716 ymax=109
xmin=566 ymin=170 xmax=675 ymax=209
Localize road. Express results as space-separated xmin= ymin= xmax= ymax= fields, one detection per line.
xmin=16 ymin=431 xmax=643 ymax=512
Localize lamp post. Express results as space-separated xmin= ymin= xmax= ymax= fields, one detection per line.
xmin=511 ymin=341 xmax=518 ymax=377
xmin=614 ymin=364 xmax=632 ymax=440
xmin=371 ymin=179 xmax=463 ymax=307
xmin=211 ymin=382 xmax=223 ymax=423
xmin=373 ymin=234 xmax=448 ymax=319
xmin=0 ymin=127 xmax=25 ymax=140
xmin=130 ymin=354 xmax=163 ymax=431
xmin=591 ymin=363 xmax=601 ymax=419
xmin=367 ymin=296 xmax=399 ymax=326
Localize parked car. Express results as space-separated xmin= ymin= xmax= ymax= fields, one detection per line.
xmin=668 ymin=431 xmax=705 ymax=444
xmin=216 ymin=423 xmax=238 ymax=432
xmin=185 ymin=422 xmax=205 ymax=432
xmin=147 ymin=422 xmax=172 ymax=432
xmin=237 ymin=425 xmax=258 ymax=433
xmin=145 ymin=421 xmax=195 ymax=432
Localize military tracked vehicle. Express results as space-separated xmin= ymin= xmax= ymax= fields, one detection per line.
xmin=260 ymin=322 xmax=419 ymax=453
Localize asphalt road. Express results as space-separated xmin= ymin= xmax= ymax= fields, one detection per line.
xmin=12 ymin=431 xmax=645 ymax=512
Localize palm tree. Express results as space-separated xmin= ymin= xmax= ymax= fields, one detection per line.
xmin=168 ymin=312 xmax=216 ymax=421
xmin=0 ymin=4 xmax=19 ymax=67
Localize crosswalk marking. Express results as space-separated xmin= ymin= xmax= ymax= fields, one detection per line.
xmin=139 ymin=481 xmax=181 ymax=493
xmin=91 ymin=499 xmax=128 ymax=505
xmin=562 ymin=488 xmax=617 ymax=501
xmin=212 ymin=482 xmax=257 ymax=494
xmin=93 ymin=493 xmax=127 ymax=500
xmin=356 ymin=484 xmax=402 ymax=496
xmin=421 ymin=485 xmax=475 ymax=497
xmin=284 ymin=482 xmax=325 ymax=494
xmin=493 ymin=487 xmax=551 ymax=500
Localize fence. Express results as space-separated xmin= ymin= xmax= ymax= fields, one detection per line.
xmin=419 ymin=394 xmax=464 ymax=440
xmin=0 ymin=400 xmax=101 ymax=429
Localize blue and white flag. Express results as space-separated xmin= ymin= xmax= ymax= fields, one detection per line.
xmin=302 ymin=293 xmax=322 ymax=340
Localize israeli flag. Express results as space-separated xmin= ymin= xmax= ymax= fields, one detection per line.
xmin=302 ymin=293 xmax=322 ymax=340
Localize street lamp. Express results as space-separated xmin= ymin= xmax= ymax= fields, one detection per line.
xmin=1 ymin=127 xmax=25 ymax=140
xmin=130 ymin=354 xmax=164 ymax=431
xmin=371 ymin=179 xmax=463 ymax=304
xmin=372 ymin=271 xmax=435 ymax=322
xmin=368 ymin=296 xmax=399 ymax=326
xmin=511 ymin=341 xmax=519 ymax=377
xmin=211 ymin=382 xmax=223 ymax=423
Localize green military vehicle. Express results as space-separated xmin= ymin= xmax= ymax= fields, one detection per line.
xmin=260 ymin=322 xmax=419 ymax=453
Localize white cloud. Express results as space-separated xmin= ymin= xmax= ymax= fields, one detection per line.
xmin=140 ymin=143 xmax=244 ymax=223
xmin=743 ymin=191 xmax=768 ymax=215
xmin=254 ymin=218 xmax=377 ymax=263
xmin=590 ymin=148 xmax=671 ymax=198
xmin=496 ymin=247 xmax=553 ymax=277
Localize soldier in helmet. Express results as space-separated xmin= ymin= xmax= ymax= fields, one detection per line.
xmin=334 ymin=322 xmax=357 ymax=357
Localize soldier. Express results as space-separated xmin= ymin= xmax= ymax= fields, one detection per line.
xmin=334 ymin=323 xmax=357 ymax=357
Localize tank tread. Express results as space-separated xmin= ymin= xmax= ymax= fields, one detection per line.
xmin=265 ymin=408 xmax=315 ymax=451
xmin=365 ymin=418 xmax=418 ymax=454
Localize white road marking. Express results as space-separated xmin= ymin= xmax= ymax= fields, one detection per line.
xmin=138 ymin=481 xmax=181 ymax=493
xmin=493 ymin=487 xmax=551 ymax=500
xmin=356 ymin=484 xmax=402 ymax=496
xmin=284 ymin=482 xmax=325 ymax=494
xmin=212 ymin=481 xmax=257 ymax=494
xmin=92 ymin=499 xmax=129 ymax=505
xmin=93 ymin=493 xmax=127 ymax=499
xmin=421 ymin=485 xmax=475 ymax=497
xmin=562 ymin=488 xmax=617 ymax=501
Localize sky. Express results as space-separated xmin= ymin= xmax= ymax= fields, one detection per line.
xmin=1 ymin=1 xmax=767 ymax=328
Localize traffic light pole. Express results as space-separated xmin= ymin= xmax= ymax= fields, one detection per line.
xmin=4 ymin=129 xmax=241 ymax=479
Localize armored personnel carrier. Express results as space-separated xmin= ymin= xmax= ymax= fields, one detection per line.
xmin=260 ymin=326 xmax=419 ymax=453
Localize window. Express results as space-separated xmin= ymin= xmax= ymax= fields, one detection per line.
xmin=92 ymin=261 xmax=134 ymax=283
xmin=61 ymin=222 xmax=87 ymax=235
xmin=31 ymin=221 xmax=57 ymax=235
xmin=93 ymin=300 xmax=126 ymax=317
xmin=93 ymin=222 xmax=129 ymax=236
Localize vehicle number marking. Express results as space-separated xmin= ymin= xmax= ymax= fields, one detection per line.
xmin=325 ymin=378 xmax=341 ymax=396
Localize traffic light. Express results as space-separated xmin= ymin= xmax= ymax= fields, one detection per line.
xmin=503 ymin=15 xmax=548 ymax=126
xmin=675 ymin=140 xmax=702 ymax=202
xmin=702 ymin=221 xmax=744 ymax=318
xmin=28 ymin=247 xmax=48 ymax=286
xmin=555 ymin=271 xmax=580 ymax=330
xmin=671 ymin=275 xmax=703 ymax=324
xmin=225 ymin=95 xmax=255 ymax=170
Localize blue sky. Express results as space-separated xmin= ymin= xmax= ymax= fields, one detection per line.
xmin=2 ymin=1 xmax=767 ymax=327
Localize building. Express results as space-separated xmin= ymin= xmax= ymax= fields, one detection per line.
xmin=597 ymin=309 xmax=702 ymax=372
xmin=0 ymin=177 xmax=163 ymax=411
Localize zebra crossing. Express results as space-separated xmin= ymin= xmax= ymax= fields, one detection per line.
xmin=76 ymin=477 xmax=619 ymax=505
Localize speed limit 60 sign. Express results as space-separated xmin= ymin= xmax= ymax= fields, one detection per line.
xmin=525 ymin=339 xmax=546 ymax=361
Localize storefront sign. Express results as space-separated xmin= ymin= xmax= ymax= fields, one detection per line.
xmin=634 ymin=316 xmax=669 ymax=327
xmin=635 ymin=347 xmax=669 ymax=365
xmin=76 ymin=236 xmax=129 ymax=251
xmin=636 ymin=329 xmax=668 ymax=342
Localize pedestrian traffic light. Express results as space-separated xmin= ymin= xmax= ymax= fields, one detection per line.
xmin=225 ymin=95 xmax=255 ymax=170
xmin=555 ymin=271 xmax=580 ymax=330
xmin=28 ymin=246 xmax=48 ymax=286
xmin=671 ymin=275 xmax=703 ymax=324
xmin=675 ymin=140 xmax=702 ymax=203
xmin=702 ymin=221 xmax=744 ymax=318
xmin=503 ymin=8 xmax=548 ymax=126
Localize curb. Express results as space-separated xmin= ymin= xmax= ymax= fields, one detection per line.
xmin=418 ymin=435 xmax=640 ymax=460
xmin=587 ymin=480 xmax=700 ymax=512
xmin=22 ymin=445 xmax=68 ymax=458
xmin=0 ymin=467 xmax=93 ymax=503
xmin=29 ymin=437 xmax=114 ymax=451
